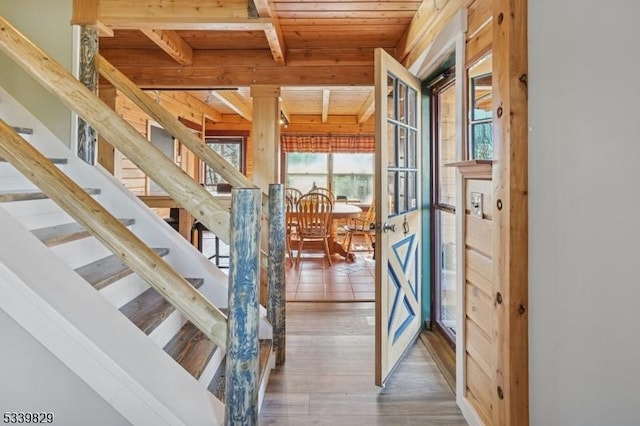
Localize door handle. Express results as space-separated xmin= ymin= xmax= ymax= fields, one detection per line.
xmin=382 ymin=222 xmax=396 ymax=233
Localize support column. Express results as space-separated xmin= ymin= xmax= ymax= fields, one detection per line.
xmin=250 ymin=85 xmax=281 ymax=193
xmin=77 ymin=26 xmax=98 ymax=164
xmin=267 ymin=184 xmax=286 ymax=365
xmin=225 ymin=188 xmax=261 ymax=425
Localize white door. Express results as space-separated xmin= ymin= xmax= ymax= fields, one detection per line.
xmin=374 ymin=48 xmax=422 ymax=386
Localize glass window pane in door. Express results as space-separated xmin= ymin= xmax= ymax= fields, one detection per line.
xmin=398 ymin=172 xmax=407 ymax=213
xmin=408 ymin=88 xmax=417 ymax=127
xmin=408 ymin=129 xmax=417 ymax=168
xmin=398 ymin=82 xmax=407 ymax=123
xmin=387 ymin=172 xmax=397 ymax=216
xmin=438 ymin=83 xmax=457 ymax=206
xmin=438 ymin=210 xmax=456 ymax=331
xmin=387 ymin=123 xmax=397 ymax=167
xmin=471 ymin=122 xmax=493 ymax=160
xmin=407 ymin=171 xmax=417 ymax=210
xmin=398 ymin=126 xmax=407 ymax=168
xmin=387 ymin=75 xmax=396 ymax=120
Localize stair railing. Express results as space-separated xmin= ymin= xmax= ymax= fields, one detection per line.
xmin=0 ymin=120 xmax=228 ymax=351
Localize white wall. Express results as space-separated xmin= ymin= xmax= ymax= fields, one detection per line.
xmin=0 ymin=0 xmax=73 ymax=144
xmin=529 ymin=1 xmax=640 ymax=425
xmin=0 ymin=310 xmax=130 ymax=426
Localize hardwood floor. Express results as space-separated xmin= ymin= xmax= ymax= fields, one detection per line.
xmin=259 ymin=302 xmax=466 ymax=425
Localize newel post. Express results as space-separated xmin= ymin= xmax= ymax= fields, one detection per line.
xmin=225 ymin=188 xmax=261 ymax=425
xmin=267 ymin=184 xmax=286 ymax=365
xmin=77 ymin=26 xmax=98 ymax=165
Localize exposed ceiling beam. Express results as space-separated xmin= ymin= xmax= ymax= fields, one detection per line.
xmin=99 ymin=0 xmax=250 ymax=25
xmin=209 ymin=90 xmax=253 ymax=122
xmin=322 ymin=89 xmax=331 ymax=124
xmin=357 ymin=91 xmax=375 ymax=124
xmin=140 ymin=29 xmax=193 ymax=66
xmin=103 ymin=18 xmax=274 ymax=31
xmin=253 ymin=0 xmax=287 ymax=65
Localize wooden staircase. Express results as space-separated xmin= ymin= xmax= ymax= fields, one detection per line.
xmin=0 ymin=124 xmax=274 ymax=424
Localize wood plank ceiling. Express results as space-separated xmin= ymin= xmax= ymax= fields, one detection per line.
xmin=93 ymin=0 xmax=443 ymax=124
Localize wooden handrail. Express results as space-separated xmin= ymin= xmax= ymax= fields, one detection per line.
xmin=0 ymin=16 xmax=231 ymax=244
xmin=0 ymin=120 xmax=228 ymax=351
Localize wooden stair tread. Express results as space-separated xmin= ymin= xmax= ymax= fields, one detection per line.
xmin=75 ymin=248 xmax=169 ymax=290
xmin=120 ymin=278 xmax=204 ymax=335
xmin=163 ymin=322 xmax=218 ymax=380
xmin=207 ymin=339 xmax=273 ymax=402
xmin=0 ymin=188 xmax=100 ymax=202
xmin=0 ymin=156 xmax=67 ymax=164
xmin=32 ymin=218 xmax=135 ymax=247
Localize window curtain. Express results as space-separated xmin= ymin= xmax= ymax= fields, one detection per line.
xmin=281 ymin=134 xmax=375 ymax=153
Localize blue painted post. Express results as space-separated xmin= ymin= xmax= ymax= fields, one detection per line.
xmin=268 ymin=184 xmax=286 ymax=365
xmin=225 ymin=188 xmax=261 ymax=425
xmin=77 ymin=26 xmax=98 ymax=165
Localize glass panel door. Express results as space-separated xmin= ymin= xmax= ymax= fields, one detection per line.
xmin=432 ymin=77 xmax=457 ymax=345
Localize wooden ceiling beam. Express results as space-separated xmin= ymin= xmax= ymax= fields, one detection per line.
xmin=395 ymin=0 xmax=441 ymax=61
xmin=140 ymin=29 xmax=193 ymax=66
xmin=98 ymin=0 xmax=250 ymax=22
xmin=112 ymin=65 xmax=373 ymax=87
xmin=209 ymin=90 xmax=253 ymax=122
xmin=357 ymin=91 xmax=375 ymax=124
xmin=321 ymin=89 xmax=330 ymax=124
xmin=103 ymin=18 xmax=273 ymax=31
xmin=253 ymin=0 xmax=287 ymax=65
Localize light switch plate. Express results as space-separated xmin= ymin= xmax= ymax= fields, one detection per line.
xmin=470 ymin=192 xmax=483 ymax=218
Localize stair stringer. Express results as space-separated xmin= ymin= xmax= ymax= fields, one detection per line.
xmin=0 ymin=207 xmax=224 ymax=425
xmin=0 ymin=85 xmax=273 ymax=340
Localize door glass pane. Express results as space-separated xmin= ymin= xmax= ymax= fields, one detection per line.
xmin=387 ymin=123 xmax=397 ymax=167
xmin=438 ymin=83 xmax=457 ymax=206
xmin=398 ymin=126 xmax=407 ymax=168
xmin=408 ymin=129 xmax=417 ymax=168
xmin=407 ymin=171 xmax=417 ymax=210
xmin=387 ymin=75 xmax=396 ymax=120
xmin=398 ymin=82 xmax=407 ymax=123
xmin=408 ymin=88 xmax=417 ymax=127
xmin=398 ymin=171 xmax=407 ymax=213
xmin=438 ymin=210 xmax=456 ymax=332
xmin=387 ymin=172 xmax=397 ymax=215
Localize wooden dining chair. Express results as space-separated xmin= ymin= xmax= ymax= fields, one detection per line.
xmin=308 ymin=186 xmax=336 ymax=203
xmin=285 ymin=195 xmax=296 ymax=266
xmin=344 ymin=198 xmax=376 ymax=257
xmin=295 ymin=192 xmax=333 ymax=266
xmin=285 ymin=187 xmax=303 ymax=205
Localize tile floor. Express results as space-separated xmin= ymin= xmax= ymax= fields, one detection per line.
xmin=285 ymin=245 xmax=375 ymax=302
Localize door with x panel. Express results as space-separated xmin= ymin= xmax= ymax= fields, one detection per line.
xmin=374 ymin=48 xmax=422 ymax=386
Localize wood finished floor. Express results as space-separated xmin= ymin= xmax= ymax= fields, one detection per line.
xmin=259 ymin=302 xmax=467 ymax=425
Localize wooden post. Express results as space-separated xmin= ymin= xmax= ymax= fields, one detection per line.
xmin=250 ymin=85 xmax=281 ymax=194
xmin=225 ymin=188 xmax=261 ymax=425
xmin=491 ymin=0 xmax=529 ymax=424
xmin=267 ymin=184 xmax=286 ymax=365
xmin=77 ymin=26 xmax=98 ymax=164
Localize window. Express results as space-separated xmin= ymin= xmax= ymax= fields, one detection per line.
xmin=203 ymin=136 xmax=245 ymax=192
xmin=286 ymin=152 xmax=374 ymax=203
xmin=468 ymin=54 xmax=493 ymax=159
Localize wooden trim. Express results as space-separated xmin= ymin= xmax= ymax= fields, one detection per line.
xmin=0 ymin=122 xmax=228 ymax=351
xmin=491 ymin=0 xmax=529 ymax=424
xmin=72 ymin=0 xmax=99 ymax=26
xmin=446 ymin=160 xmax=493 ymax=180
